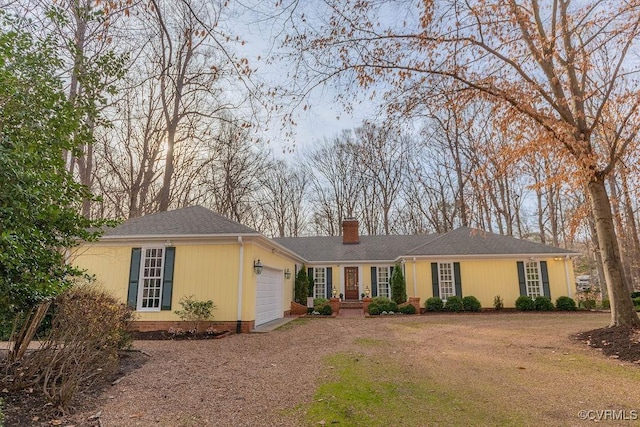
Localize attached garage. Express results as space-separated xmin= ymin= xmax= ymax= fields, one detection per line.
xmin=255 ymin=267 xmax=283 ymax=326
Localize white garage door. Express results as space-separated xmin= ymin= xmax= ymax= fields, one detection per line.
xmin=255 ymin=267 xmax=283 ymax=326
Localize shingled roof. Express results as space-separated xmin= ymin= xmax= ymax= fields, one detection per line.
xmin=405 ymin=227 xmax=578 ymax=257
xmin=103 ymin=205 xmax=259 ymax=237
xmin=272 ymin=234 xmax=439 ymax=262
xmin=102 ymin=207 xmax=578 ymax=259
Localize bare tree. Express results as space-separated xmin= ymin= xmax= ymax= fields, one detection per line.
xmin=309 ymin=132 xmax=363 ymax=235
xmin=201 ymin=120 xmax=267 ymax=225
xmin=354 ymin=122 xmax=409 ymax=235
xmin=260 ymin=160 xmax=308 ymax=237
xmin=284 ymin=0 xmax=640 ymax=326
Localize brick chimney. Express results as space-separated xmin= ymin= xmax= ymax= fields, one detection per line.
xmin=342 ymin=218 xmax=359 ymax=244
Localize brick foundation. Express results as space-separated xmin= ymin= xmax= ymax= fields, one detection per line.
xmin=290 ymin=301 xmax=308 ymax=315
xmin=362 ymin=297 xmax=372 ymax=314
xmin=398 ymin=297 xmax=421 ymax=314
xmin=410 ymin=297 xmax=421 ymax=312
xmin=130 ymin=320 xmax=255 ymax=334
xmin=329 ymin=297 xmax=340 ymax=314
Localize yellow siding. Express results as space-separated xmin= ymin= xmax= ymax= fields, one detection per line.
xmin=240 ymin=242 xmax=298 ymax=321
xmin=71 ymin=245 xmax=131 ymax=303
xmin=74 ymin=242 xmax=242 ymax=322
xmin=74 ymin=239 xmax=302 ymax=324
xmin=361 ymin=266 xmax=372 ymax=295
xmin=314 ymin=263 xmax=399 ymax=299
xmin=413 ymin=257 xmax=575 ymax=308
xmin=74 ymin=238 xmax=577 ymax=321
xmin=168 ymin=244 xmax=240 ymax=321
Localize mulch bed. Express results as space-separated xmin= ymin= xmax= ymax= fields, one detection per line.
xmin=575 ymin=326 xmax=640 ymax=363
xmin=129 ymin=330 xmax=231 ymax=340
xmin=0 ymin=349 xmax=149 ymax=426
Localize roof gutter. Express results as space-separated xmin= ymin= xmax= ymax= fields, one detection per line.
xmin=400 ymin=252 xmax=581 ymax=261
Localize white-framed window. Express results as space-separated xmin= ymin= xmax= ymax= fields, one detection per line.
xmin=525 ymin=261 xmax=543 ymax=298
xmin=314 ymin=267 xmax=326 ymax=299
xmin=138 ymin=247 xmax=164 ymax=311
xmin=438 ymin=262 xmax=455 ymax=300
xmin=377 ymin=266 xmax=391 ymax=298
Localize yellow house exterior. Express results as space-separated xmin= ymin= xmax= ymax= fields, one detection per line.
xmin=73 ymin=208 xmax=580 ymax=332
xmin=276 ymin=222 xmax=579 ymax=310
xmin=73 ymin=207 xmax=304 ymax=333
xmin=403 ymin=256 xmax=575 ymax=309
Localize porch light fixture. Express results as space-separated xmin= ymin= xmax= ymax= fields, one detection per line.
xmin=332 ymin=287 xmax=338 ymax=298
xmin=284 ymin=268 xmax=291 ymax=279
xmin=365 ymin=286 xmax=370 ymax=298
xmin=254 ymin=259 xmax=263 ymax=275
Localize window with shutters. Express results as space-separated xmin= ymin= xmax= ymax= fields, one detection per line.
xmin=138 ymin=248 xmax=164 ymax=311
xmin=314 ymin=267 xmax=326 ymax=299
xmin=525 ymin=261 xmax=543 ymax=298
xmin=377 ymin=266 xmax=391 ymax=298
xmin=438 ymin=262 xmax=455 ymax=300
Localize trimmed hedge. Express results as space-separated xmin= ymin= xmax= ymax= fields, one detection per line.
xmin=399 ymin=304 xmax=417 ymax=314
xmin=534 ymin=296 xmax=554 ymax=311
xmin=425 ymin=297 xmax=444 ymax=312
xmin=515 ymin=296 xmax=535 ymax=311
xmin=462 ymin=296 xmax=482 ymax=312
xmin=371 ymin=296 xmax=398 ymax=313
xmin=444 ymin=296 xmax=464 ymax=312
xmin=556 ymin=296 xmax=577 ymax=311
xmin=320 ymin=304 xmax=333 ymax=316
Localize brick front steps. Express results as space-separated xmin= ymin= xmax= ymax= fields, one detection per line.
xmin=340 ymin=300 xmax=364 ymax=310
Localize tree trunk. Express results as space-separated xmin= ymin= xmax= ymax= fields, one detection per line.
xmin=608 ymin=175 xmax=633 ymax=293
xmin=588 ymin=216 xmax=608 ymax=297
xmin=158 ymin=139 xmax=175 ymax=212
xmin=587 ymin=177 xmax=640 ymax=327
xmin=620 ymin=166 xmax=640 ymax=291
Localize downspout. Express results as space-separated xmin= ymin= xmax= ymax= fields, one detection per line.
xmin=412 ymin=257 xmax=417 ymax=297
xmin=564 ymin=256 xmax=573 ymax=298
xmin=237 ymin=236 xmax=244 ymax=334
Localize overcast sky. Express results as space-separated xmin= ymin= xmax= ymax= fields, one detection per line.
xmin=231 ymin=2 xmax=376 ymax=157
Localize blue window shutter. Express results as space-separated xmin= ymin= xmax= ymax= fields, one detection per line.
xmin=454 ymin=262 xmax=462 ymax=297
xmin=326 ymin=267 xmax=333 ymax=298
xmin=517 ymin=261 xmax=526 ymax=296
xmin=540 ymin=261 xmax=550 ymax=298
xmin=431 ymin=263 xmax=439 ymax=298
xmin=127 ymin=248 xmax=142 ymax=309
xmin=371 ymin=266 xmax=378 ymax=297
xmin=161 ymin=247 xmax=175 ymax=311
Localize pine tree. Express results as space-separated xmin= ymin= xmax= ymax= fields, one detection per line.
xmin=294 ymin=266 xmax=309 ymax=305
xmin=390 ymin=263 xmax=407 ymax=304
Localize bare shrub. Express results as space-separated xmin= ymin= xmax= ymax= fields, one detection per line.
xmin=14 ymin=285 xmax=134 ymax=410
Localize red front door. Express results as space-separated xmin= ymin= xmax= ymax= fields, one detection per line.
xmin=345 ymin=267 xmax=359 ymax=300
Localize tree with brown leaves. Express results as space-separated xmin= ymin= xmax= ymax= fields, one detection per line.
xmin=285 ymin=0 xmax=640 ymax=326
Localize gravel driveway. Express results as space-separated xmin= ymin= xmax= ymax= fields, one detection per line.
xmin=91 ymin=318 xmax=376 ymax=426
xmin=77 ymin=313 xmax=628 ymax=427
